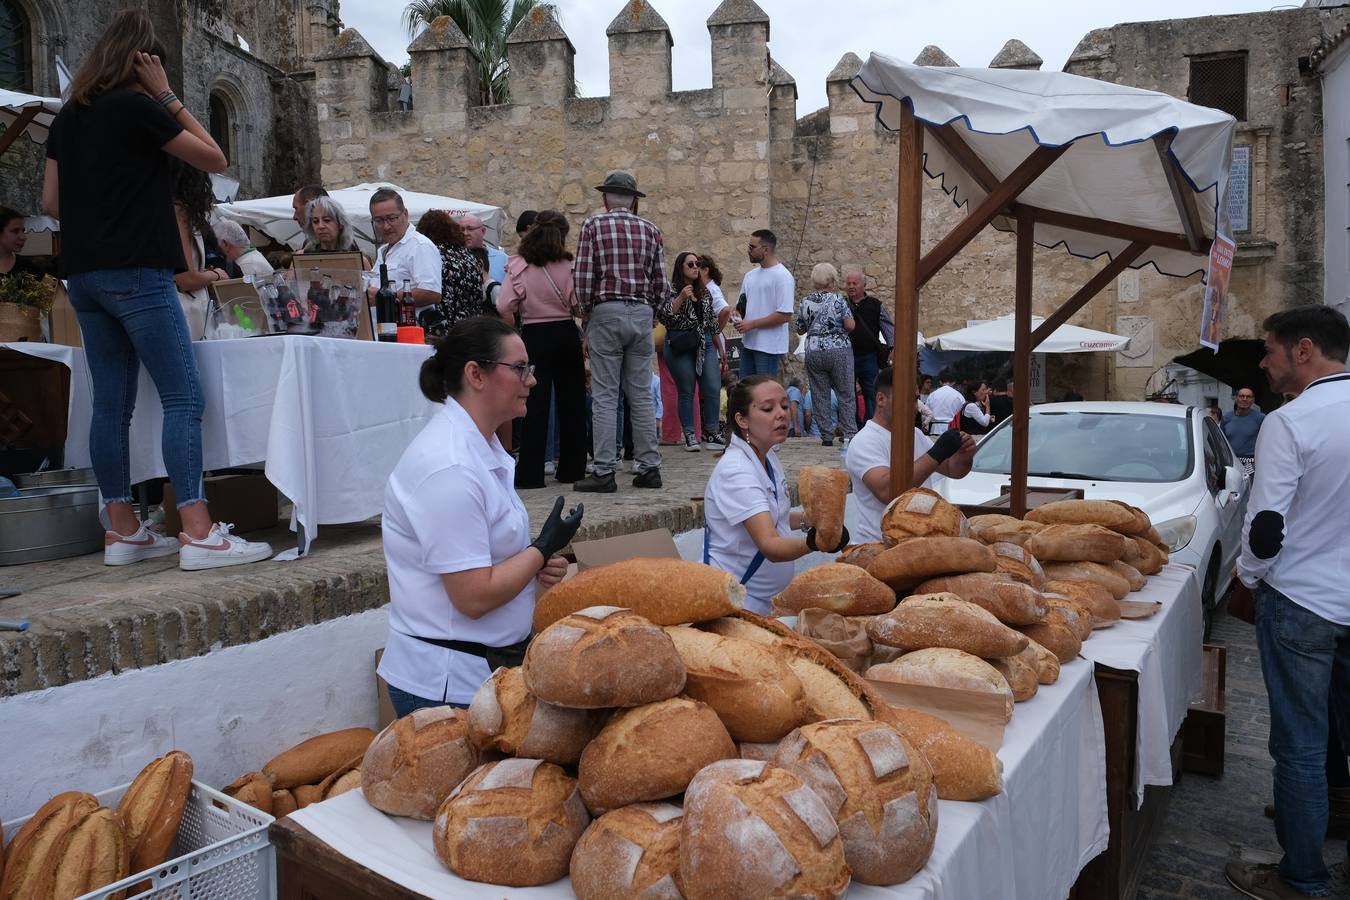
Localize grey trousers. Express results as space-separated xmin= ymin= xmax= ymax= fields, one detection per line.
xmin=806 ymin=345 xmax=857 ymax=439
xmin=587 ymin=302 xmax=662 ymax=476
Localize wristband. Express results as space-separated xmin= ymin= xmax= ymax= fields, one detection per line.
xmin=158 ymin=91 xmax=179 ymax=108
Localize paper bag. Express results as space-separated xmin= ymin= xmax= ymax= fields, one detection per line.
xmin=794 ymin=609 xmax=873 ymax=673
xmin=865 ymin=679 xmax=1007 ymax=751
xmin=48 ymin=280 xmax=81 ymax=347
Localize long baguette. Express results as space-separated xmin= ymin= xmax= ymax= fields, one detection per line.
xmin=0 ymin=791 xmax=99 ymax=900
xmin=533 ymin=558 xmax=745 ymax=632
xmin=262 ymin=727 xmax=375 ymax=790
xmin=116 ymin=750 xmax=193 ymax=875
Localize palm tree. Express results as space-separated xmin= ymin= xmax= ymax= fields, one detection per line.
xmin=403 ymin=0 xmax=544 ymax=105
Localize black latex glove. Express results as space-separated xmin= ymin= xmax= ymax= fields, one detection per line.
xmin=806 ymin=524 xmax=850 ymax=554
xmin=926 ymin=428 xmax=963 ymax=463
xmin=531 ymin=497 xmax=583 ymax=563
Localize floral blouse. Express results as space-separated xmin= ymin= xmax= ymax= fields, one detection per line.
xmin=795 ymin=291 xmax=854 ymax=353
xmin=424 ymin=245 xmax=487 ymax=337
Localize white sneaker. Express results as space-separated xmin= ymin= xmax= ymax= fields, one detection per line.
xmin=104 ymin=523 xmax=180 ymax=566
xmin=179 ymin=522 xmax=272 ymax=571
xmin=544 ymin=461 xmax=557 ymax=475
xmin=683 ymin=432 xmax=701 ymax=452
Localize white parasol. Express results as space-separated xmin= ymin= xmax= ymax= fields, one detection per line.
xmin=927 ymin=315 xmax=1128 ymax=353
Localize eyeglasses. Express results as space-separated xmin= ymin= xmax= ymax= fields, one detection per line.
xmin=372 ymin=214 xmax=404 ymax=226
xmin=477 ymin=360 xmax=535 ymax=382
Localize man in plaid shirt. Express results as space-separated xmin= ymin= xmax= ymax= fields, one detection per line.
xmin=573 ymin=172 xmax=669 ymax=493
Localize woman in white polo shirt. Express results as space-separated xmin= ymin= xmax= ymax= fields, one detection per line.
xmin=703 ymin=374 xmax=849 ymax=614
xmin=379 ymin=317 xmax=583 ymax=717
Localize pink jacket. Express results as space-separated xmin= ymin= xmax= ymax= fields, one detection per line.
xmin=496 ymin=256 xmax=576 ymax=324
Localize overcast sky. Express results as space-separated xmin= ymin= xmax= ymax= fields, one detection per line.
xmin=341 ymin=0 xmax=1296 ymax=113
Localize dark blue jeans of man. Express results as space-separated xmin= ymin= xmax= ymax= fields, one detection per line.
xmin=385 ymin=684 xmax=465 ymax=718
xmin=854 ymin=353 xmax=879 ymax=424
xmin=1254 ymin=580 xmax=1350 ymax=896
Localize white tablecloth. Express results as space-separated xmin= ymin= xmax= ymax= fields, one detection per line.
xmin=1075 ymin=563 xmax=1204 ymax=806
xmin=1 ymin=342 xmax=93 ymax=469
xmin=290 ymin=653 xmax=1109 ymax=900
xmin=7 ymin=337 xmax=436 ymax=552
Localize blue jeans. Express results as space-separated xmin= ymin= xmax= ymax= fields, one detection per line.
xmin=385 ymin=684 xmax=466 ymax=719
xmin=1254 ymin=581 xmax=1350 ymax=896
xmin=664 ymin=335 xmax=721 ymax=434
xmin=67 ymin=268 xmax=204 ymax=507
xmin=854 ymin=353 xmax=879 ymax=423
xmin=740 ymin=347 xmax=781 ymax=378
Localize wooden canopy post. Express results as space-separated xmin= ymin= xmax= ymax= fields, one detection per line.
xmin=1011 ymin=209 xmax=1035 ymax=518
xmin=889 ymin=102 xmax=923 ymax=500
xmin=0 ymin=107 xmax=39 ymax=158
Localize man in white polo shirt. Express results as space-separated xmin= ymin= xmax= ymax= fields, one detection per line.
xmin=367 ymin=186 xmax=442 ymax=309
xmin=924 ymin=369 xmax=965 ymax=435
xmin=1226 ymin=305 xmax=1350 ymax=900
xmin=846 ymin=365 xmax=976 ymax=543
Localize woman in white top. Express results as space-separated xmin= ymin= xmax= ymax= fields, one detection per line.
xmin=958 ymin=380 xmax=994 ymax=435
xmin=379 ymin=316 xmax=582 ymax=717
xmin=703 ymin=374 xmax=850 ymax=614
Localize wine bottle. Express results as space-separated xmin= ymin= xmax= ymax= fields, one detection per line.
xmin=398 ymin=278 xmax=417 ymax=327
xmin=376 ymin=264 xmax=398 ymax=342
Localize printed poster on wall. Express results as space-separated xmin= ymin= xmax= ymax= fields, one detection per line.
xmin=1200 ymin=233 xmax=1235 ymax=351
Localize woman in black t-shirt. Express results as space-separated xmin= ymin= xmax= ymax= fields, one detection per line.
xmin=42 ymin=10 xmax=271 ymax=571
xmin=0 ymin=206 xmax=36 ymax=279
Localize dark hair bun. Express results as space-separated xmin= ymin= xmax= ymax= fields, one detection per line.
xmin=420 ymin=355 xmax=449 ymax=404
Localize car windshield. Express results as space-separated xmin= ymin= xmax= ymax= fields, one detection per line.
xmin=972 ymin=411 xmax=1194 ymax=483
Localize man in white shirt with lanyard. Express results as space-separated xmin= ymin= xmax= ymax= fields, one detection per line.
xmin=846 ymin=365 xmax=977 ymax=543
xmin=1226 ymin=305 xmax=1350 ymax=900
xmin=925 ymin=369 xmax=965 ymax=435
xmin=367 ymin=187 xmax=442 ymax=308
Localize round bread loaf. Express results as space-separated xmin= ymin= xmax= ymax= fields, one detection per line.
xmin=532 ymin=558 xmax=745 ymax=632
xmin=1109 ymin=560 xmax=1147 ymax=592
xmin=867 ymin=593 xmax=1029 ymax=659
xmin=45 ymin=807 xmax=130 ymax=900
xmin=1025 ymin=499 xmax=1140 ymax=531
xmin=882 ymin=487 xmax=967 ymax=543
xmin=570 ymin=803 xmax=684 ymax=900
xmin=578 ymin=697 xmax=735 ymax=813
xmin=1017 ymin=620 xmax=1082 ymax=663
xmin=0 ymin=791 xmax=100 ymax=900
xmin=679 ymin=759 xmax=850 ymax=899
xmin=772 ymin=720 xmax=938 ymax=886
xmin=868 ymin=648 xmax=1015 ymax=723
xmin=524 ymin=607 xmax=686 ymax=709
xmin=664 ymin=626 xmax=806 ymax=741
xmin=1025 ymin=524 xmax=1128 ymax=564
xmin=989 ymin=541 xmax=1046 ymax=589
xmin=866 ymin=537 xmax=997 ymax=592
xmin=317 ymin=756 xmax=362 ymax=800
xmin=361 ymin=706 xmax=479 ymax=820
xmin=1046 ymin=579 xmax=1121 ymax=628
xmin=987 ymin=646 xmax=1040 ymax=702
xmin=116 ymin=750 xmax=193 ymax=874
xmin=799 ymin=465 xmax=851 ymax=551
xmin=467 ymin=666 xmax=605 ymax=765
xmin=1041 ymin=561 xmax=1131 ymax=600
xmin=433 ymin=758 xmax=590 ymax=887
xmin=885 ymin=708 xmax=1004 ymax=801
xmin=837 ymin=541 xmax=890 ymax=569
xmin=1022 ymin=636 xmax=1061 ymax=684
xmin=771 ymin=563 xmax=896 ymax=617
xmin=914 ymin=572 xmax=1046 ymax=625
xmin=223 ymin=771 xmax=273 ymax=814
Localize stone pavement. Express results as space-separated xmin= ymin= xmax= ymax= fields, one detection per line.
xmin=0 ymin=437 xmax=844 ymax=697
xmin=1139 ymin=610 xmax=1350 ymax=898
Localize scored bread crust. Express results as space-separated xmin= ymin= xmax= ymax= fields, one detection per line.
xmin=1042 ymin=561 xmax=1131 ymax=600
xmin=988 ymin=647 xmax=1041 ymax=702
xmin=1025 ymin=524 xmax=1128 ymax=564
xmin=0 ymin=791 xmax=100 ymax=900
xmin=881 ymin=487 xmax=967 ymax=543
xmin=523 ymin=607 xmax=686 ymax=709
xmin=577 ymin=697 xmax=735 ymax=813
xmin=1045 ymin=579 xmax=1121 ymax=628
xmin=989 ymin=542 xmax=1046 ymax=590
xmin=467 ymin=666 xmax=604 ymax=765
xmin=772 ymin=719 xmax=938 ymax=886
xmin=47 ymin=806 xmax=130 ymax=900
xmin=663 ymin=626 xmax=805 ymax=742
xmin=1025 ymin=499 xmax=1140 ymax=531
xmin=1017 ymin=620 xmax=1082 ymax=663
xmin=884 ymin=707 xmax=1004 ymax=800
xmin=867 ymin=593 xmax=1030 ymax=659
xmin=771 ymin=563 xmax=897 ymax=617
xmin=570 ymin=803 xmax=684 ymax=900
xmin=532 ymin=558 xmax=745 ymax=632
xmin=913 ymin=573 xmax=1046 ymax=625
xmin=116 ymin=750 xmax=193 ymax=875
xmin=836 ymin=542 xmax=890 ymax=569
xmin=866 ymin=537 xmax=997 ymax=592
xmin=263 ymin=728 xmax=375 ymax=790
xmin=361 ymin=707 xmax=479 ymax=820
xmin=799 ymin=465 xmax=850 ymax=551
xmin=679 ymin=759 xmax=850 ymax=900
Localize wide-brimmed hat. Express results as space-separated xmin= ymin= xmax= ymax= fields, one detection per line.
xmin=594 ymin=171 xmax=646 ymax=198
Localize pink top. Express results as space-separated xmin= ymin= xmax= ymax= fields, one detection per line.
xmin=496 ymin=256 xmax=576 ymax=324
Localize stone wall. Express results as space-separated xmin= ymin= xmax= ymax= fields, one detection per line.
xmin=316 ymin=1 xmax=1350 ymax=399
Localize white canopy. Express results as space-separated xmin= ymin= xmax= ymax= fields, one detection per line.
xmin=0 ymin=89 xmax=61 ymax=146
xmin=214 ymin=182 xmax=505 ymax=254
xmin=851 ymin=57 xmax=1237 ymax=278
xmin=927 ymin=314 xmax=1129 ymax=353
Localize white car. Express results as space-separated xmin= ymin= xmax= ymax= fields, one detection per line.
xmin=939 ymin=402 xmax=1250 ymax=636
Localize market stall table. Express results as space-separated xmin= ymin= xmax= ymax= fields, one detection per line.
xmin=1 ymin=342 xmax=92 ymax=469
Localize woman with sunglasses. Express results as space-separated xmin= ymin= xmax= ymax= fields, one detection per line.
xmin=658 ymin=251 xmax=726 ymax=452
xmin=379 ymin=316 xmax=583 ymax=716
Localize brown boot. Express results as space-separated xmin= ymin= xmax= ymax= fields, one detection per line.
xmin=1224 ymin=862 xmax=1318 ymax=899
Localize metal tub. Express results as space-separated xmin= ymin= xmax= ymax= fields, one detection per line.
xmin=0 ymin=484 xmax=104 ymax=565
xmin=11 ymin=468 xmax=97 ymax=489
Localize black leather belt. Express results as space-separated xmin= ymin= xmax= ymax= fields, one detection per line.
xmin=407 ymin=634 xmax=530 ymax=670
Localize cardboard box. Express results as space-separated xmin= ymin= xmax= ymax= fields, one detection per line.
xmin=544 ymin=527 xmax=683 ymax=590
xmin=161 ymin=472 xmax=278 ymax=535
xmin=374 ymin=648 xmax=396 ymax=731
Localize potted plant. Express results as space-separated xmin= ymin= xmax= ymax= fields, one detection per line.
xmin=0 ymin=273 xmax=56 ymax=342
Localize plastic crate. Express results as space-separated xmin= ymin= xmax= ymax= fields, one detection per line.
xmin=2 ymin=779 xmax=276 ymax=900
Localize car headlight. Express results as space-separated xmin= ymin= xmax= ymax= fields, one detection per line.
xmin=1153 ymin=515 xmax=1198 ymax=552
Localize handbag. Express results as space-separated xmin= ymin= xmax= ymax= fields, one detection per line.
xmin=667 ymin=329 xmax=701 ymax=354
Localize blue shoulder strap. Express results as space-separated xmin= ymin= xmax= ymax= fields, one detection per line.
xmin=704 ymin=452 xmax=776 ymax=585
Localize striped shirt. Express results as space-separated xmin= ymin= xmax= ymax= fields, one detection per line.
xmin=573 ymin=207 xmax=671 ymax=317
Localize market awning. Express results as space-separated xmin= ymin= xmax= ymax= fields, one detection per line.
xmin=215 ymin=182 xmax=505 ymax=254
xmin=927 ymin=315 xmax=1129 ymax=353
xmin=0 ymin=89 xmax=62 ymax=155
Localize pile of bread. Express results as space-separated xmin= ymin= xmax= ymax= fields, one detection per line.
xmin=1 ymin=751 xmax=193 ymax=899
xmin=222 ymin=727 xmax=374 ymax=817
xmin=336 ymin=558 xmax=1011 ymax=897
xmin=780 ymin=491 xmax=1170 ymax=723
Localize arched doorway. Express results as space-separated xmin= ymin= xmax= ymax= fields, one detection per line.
xmin=209 ymin=90 xmax=233 ymax=162
xmin=0 ymin=0 xmax=31 ymax=91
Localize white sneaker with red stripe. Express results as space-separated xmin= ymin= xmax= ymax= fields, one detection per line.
xmin=104 ymin=523 xmax=181 ymax=566
xmin=178 ymin=522 xmax=273 ymax=571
